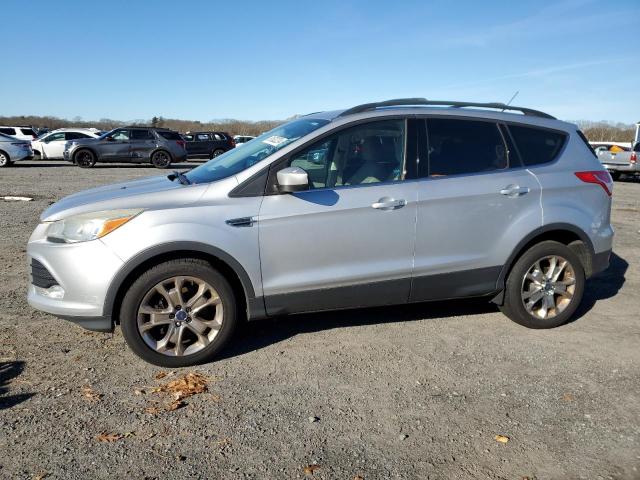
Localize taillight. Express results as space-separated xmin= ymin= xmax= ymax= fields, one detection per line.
xmin=229 ymin=137 xmax=236 ymax=147
xmin=575 ymin=171 xmax=612 ymax=196
xmin=631 ymin=152 xmax=637 ymax=164
xmin=176 ymin=140 xmax=186 ymax=149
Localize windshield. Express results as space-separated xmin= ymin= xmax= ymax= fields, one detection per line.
xmin=185 ymin=117 xmax=330 ymax=184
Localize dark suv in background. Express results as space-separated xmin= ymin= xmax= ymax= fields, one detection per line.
xmin=183 ymin=131 xmax=235 ymax=159
xmin=64 ymin=127 xmax=187 ymax=168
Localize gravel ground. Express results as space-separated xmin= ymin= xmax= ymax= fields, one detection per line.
xmin=0 ymin=160 xmax=639 ymax=480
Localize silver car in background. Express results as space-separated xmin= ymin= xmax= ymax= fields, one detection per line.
xmin=27 ymin=99 xmax=614 ymax=366
xmin=0 ymin=132 xmax=34 ymax=167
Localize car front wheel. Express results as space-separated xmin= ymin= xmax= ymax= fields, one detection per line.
xmin=120 ymin=258 xmax=237 ymax=367
xmin=75 ymin=149 xmax=96 ymax=168
xmin=500 ymin=241 xmax=585 ymax=329
xmin=210 ymin=148 xmax=225 ymax=159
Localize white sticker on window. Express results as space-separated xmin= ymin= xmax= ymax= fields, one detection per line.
xmin=262 ymin=135 xmax=287 ymax=147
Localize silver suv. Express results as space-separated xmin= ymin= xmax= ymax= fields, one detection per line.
xmin=27 ymin=99 xmax=614 ymax=367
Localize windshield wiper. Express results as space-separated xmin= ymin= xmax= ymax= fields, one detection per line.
xmin=168 ymin=170 xmax=191 ymax=185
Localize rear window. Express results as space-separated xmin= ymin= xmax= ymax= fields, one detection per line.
xmin=157 ymin=130 xmax=182 ymax=140
xmin=634 ymin=143 xmax=640 ymax=153
xmin=0 ymin=128 xmax=16 ymax=135
xmin=508 ymin=125 xmax=567 ymax=166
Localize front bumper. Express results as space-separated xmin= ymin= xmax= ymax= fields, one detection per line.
xmin=27 ymin=224 xmax=124 ymax=332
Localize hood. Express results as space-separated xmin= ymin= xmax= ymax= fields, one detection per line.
xmin=41 ymin=174 xmax=211 ymax=221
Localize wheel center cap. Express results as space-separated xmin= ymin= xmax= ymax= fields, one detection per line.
xmin=175 ymin=309 xmax=188 ymax=321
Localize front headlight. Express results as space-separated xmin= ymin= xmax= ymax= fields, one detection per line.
xmin=46 ymin=209 xmax=143 ymax=243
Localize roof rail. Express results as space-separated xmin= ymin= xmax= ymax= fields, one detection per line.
xmin=338 ymin=98 xmax=555 ymax=119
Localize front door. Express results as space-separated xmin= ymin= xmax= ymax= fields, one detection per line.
xmin=101 ymin=128 xmax=131 ymax=161
xmin=41 ymin=131 xmax=66 ymax=159
xmin=411 ymin=117 xmax=543 ymax=302
xmin=258 ymin=118 xmax=418 ymax=315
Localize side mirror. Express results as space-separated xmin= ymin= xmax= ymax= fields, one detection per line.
xmin=277 ymin=166 xmax=309 ymax=193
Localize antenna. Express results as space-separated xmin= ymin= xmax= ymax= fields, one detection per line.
xmin=502 ymin=91 xmax=519 ymax=111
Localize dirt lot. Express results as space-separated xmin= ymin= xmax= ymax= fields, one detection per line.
xmin=0 ymin=160 xmax=638 ymax=479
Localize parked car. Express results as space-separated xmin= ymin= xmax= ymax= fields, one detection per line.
xmin=593 ymin=142 xmax=639 ymax=180
xmin=183 ymin=131 xmax=235 ymax=159
xmin=32 ymin=128 xmax=100 ymax=160
xmin=233 ymin=135 xmax=255 ymax=147
xmin=63 ymin=127 xmax=187 ymax=168
xmin=27 ymin=98 xmax=613 ymax=366
xmin=0 ymin=126 xmax=38 ymax=141
xmin=0 ymin=132 xmax=34 ymax=167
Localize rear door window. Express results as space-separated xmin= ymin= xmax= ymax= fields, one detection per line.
xmin=423 ymin=119 xmax=508 ymax=177
xmin=196 ymin=134 xmax=210 ymax=141
xmin=508 ymin=125 xmax=567 ymax=166
xmin=0 ymin=128 xmax=16 ymax=135
xmin=131 ymin=129 xmax=154 ymax=140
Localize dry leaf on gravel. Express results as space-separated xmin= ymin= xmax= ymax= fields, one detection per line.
xmin=303 ymin=464 xmax=320 ymax=475
xmin=166 ymin=399 xmax=185 ymax=411
xmin=494 ymin=434 xmax=510 ymax=444
xmin=562 ymin=393 xmax=574 ymax=401
xmin=353 ymin=476 xmax=365 ymax=480
xmin=159 ymin=372 xmax=208 ymax=400
xmin=81 ymin=385 xmax=102 ymax=402
xmin=33 ymin=473 xmax=48 ymax=480
xmin=154 ymin=371 xmax=172 ymax=380
xmin=96 ymin=432 xmax=123 ymax=443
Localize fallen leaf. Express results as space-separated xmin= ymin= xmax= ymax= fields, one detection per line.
xmin=154 ymin=371 xmax=168 ymax=380
xmin=562 ymin=393 xmax=574 ymax=401
xmin=81 ymin=385 xmax=102 ymax=402
xmin=33 ymin=473 xmax=48 ymax=480
xmin=216 ymin=437 xmax=232 ymax=447
xmin=166 ymin=399 xmax=185 ymax=411
xmin=144 ymin=405 xmax=163 ymax=415
xmin=159 ymin=372 xmax=209 ymax=400
xmin=494 ymin=434 xmax=510 ymax=444
xmin=96 ymin=432 xmax=123 ymax=443
xmin=354 ymin=476 xmax=365 ymax=480
xmin=123 ymin=431 xmax=136 ymax=438
xmin=303 ymin=464 xmax=320 ymax=475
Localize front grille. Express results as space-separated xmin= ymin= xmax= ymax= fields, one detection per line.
xmin=31 ymin=259 xmax=58 ymax=289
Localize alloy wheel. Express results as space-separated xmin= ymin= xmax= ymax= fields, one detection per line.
xmin=521 ymin=255 xmax=576 ymax=320
xmin=136 ymin=276 xmax=224 ymax=357
xmin=0 ymin=153 xmax=8 ymax=166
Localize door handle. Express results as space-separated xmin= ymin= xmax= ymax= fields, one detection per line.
xmin=499 ymin=185 xmax=530 ymax=197
xmin=372 ymin=197 xmax=407 ymax=210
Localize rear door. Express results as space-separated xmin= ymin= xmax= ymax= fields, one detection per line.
xmin=258 ymin=118 xmax=418 ymax=315
xmin=130 ymin=129 xmax=157 ymax=161
xmin=194 ymin=133 xmax=212 ymax=156
xmin=411 ymin=117 xmax=542 ymax=302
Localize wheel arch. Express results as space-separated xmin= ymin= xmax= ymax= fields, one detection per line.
xmin=73 ymin=146 xmax=98 ymax=162
xmin=150 ymin=148 xmax=173 ymax=162
xmin=492 ymin=223 xmax=595 ymax=304
xmin=104 ymin=242 xmax=265 ymax=328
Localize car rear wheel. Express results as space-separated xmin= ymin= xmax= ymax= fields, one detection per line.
xmin=75 ymin=149 xmax=96 ymax=168
xmin=210 ymin=149 xmax=225 ymax=159
xmin=500 ymin=241 xmax=585 ymax=329
xmin=0 ymin=151 xmax=11 ymax=167
xmin=151 ymin=150 xmax=172 ymax=169
xmin=120 ymin=258 xmax=237 ymax=367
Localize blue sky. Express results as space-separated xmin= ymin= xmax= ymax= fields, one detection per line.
xmin=1 ymin=0 xmax=638 ymax=123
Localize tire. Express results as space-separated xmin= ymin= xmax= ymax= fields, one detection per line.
xmin=500 ymin=240 xmax=585 ymax=329
xmin=0 ymin=150 xmax=11 ymax=168
xmin=120 ymin=258 xmax=237 ymax=367
xmin=75 ymin=149 xmax=96 ymax=168
xmin=609 ymin=171 xmax=621 ymax=181
xmin=210 ymin=149 xmax=225 ymax=159
xmin=151 ymin=150 xmax=172 ymax=169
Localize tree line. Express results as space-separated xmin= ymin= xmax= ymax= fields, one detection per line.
xmin=0 ymin=114 xmax=637 ymax=143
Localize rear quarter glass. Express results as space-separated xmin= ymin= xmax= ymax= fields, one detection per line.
xmin=157 ymin=131 xmax=182 ymax=140
xmin=508 ymin=125 xmax=567 ymax=166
